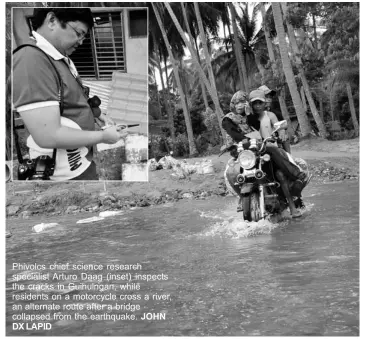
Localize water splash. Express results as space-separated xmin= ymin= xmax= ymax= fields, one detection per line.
xmin=198 ymin=200 xmax=313 ymax=238
xmin=202 ymin=217 xmax=287 ymax=238
xmin=198 ymin=205 xmax=285 ymax=238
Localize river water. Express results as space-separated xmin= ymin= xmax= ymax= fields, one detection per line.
xmin=6 ymin=181 xmax=359 ymax=336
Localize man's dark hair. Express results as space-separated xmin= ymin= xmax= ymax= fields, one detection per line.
xmin=32 ymin=8 xmax=94 ymax=30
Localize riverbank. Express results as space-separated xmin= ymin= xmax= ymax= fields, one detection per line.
xmin=6 ymin=137 xmax=359 ymax=219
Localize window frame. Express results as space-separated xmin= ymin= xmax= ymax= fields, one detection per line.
xmin=127 ymin=8 xmax=148 ymax=39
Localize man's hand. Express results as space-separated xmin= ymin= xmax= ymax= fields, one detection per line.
xmin=101 ymin=125 xmax=126 ymax=144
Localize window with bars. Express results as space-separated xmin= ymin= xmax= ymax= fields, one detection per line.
xmin=28 ymin=11 xmax=126 ymax=80
xmin=71 ymin=11 xmax=125 ymax=79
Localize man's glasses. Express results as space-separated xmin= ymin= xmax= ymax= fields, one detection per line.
xmin=66 ymin=22 xmax=87 ymax=41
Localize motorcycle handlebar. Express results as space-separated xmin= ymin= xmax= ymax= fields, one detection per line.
xmin=219 ymin=132 xmax=281 ymax=156
xmin=218 ymin=144 xmax=237 ymax=157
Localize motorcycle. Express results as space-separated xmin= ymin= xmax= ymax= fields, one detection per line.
xmin=221 ymin=121 xmax=308 ymax=221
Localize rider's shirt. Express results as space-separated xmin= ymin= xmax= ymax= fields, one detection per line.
xmin=259 ymin=111 xmax=302 ymax=169
xmin=222 ymin=112 xmax=253 ymax=144
xmin=259 ymin=111 xmax=279 ymax=148
xmin=259 ymin=111 xmax=274 ymax=139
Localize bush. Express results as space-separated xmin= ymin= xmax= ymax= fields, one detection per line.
xmin=168 ymin=133 xmax=189 ymax=157
xmin=30 ymin=190 xmax=94 ymax=210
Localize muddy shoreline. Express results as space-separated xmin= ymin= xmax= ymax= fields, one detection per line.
xmin=6 ymin=137 xmax=359 ymax=219
xmin=6 ymin=159 xmax=358 ymax=220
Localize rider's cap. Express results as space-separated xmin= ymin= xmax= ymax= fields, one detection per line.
xmin=249 ymin=89 xmax=266 ymax=102
xmin=257 ymin=85 xmax=276 ymax=97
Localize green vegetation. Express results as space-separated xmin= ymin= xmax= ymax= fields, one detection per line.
xmin=147 ymin=2 xmax=359 ymax=157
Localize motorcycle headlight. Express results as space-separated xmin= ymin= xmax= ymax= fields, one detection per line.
xmin=238 ymin=150 xmax=256 ymax=169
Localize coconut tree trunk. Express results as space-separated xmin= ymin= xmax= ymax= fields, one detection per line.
xmin=328 ymin=83 xmax=335 ymax=121
xmin=226 ymin=20 xmax=237 ymax=90
xmin=229 ymin=3 xmax=249 ymax=92
xmin=254 ymin=53 xmax=265 ymax=79
xmin=260 ymin=4 xmax=275 ymax=63
xmin=152 ymin=4 xmax=197 ymax=155
xmin=193 ymin=2 xmax=226 ymax=141
xmin=233 ymin=41 xmax=245 ymax=92
xmin=154 ymin=36 xmax=175 ymax=146
xmin=162 ymin=54 xmax=178 ymax=147
xmin=319 ymin=97 xmax=324 ymax=121
xmin=223 ymin=22 xmax=229 ymax=54
xmin=150 ymin=60 xmax=162 ymax=119
xmin=301 ymin=76 xmax=327 ymax=135
xmin=259 ymin=3 xmax=294 ymax=136
xmin=312 ymin=13 xmax=318 ymax=51
xmin=164 ymin=2 xmax=226 ymax=141
xmin=300 ymin=86 xmax=307 ymax=112
xmin=272 ymin=2 xmax=312 ymax=137
xmin=346 ymin=82 xmax=359 ymax=136
xmin=319 ymin=83 xmax=324 ymax=121
xmin=178 ymin=58 xmax=191 ymax=111
xmin=181 ymin=2 xmax=209 ymax=110
xmin=193 ymin=3 xmax=220 ymax=107
xmin=281 ymin=2 xmax=326 ymax=138
xmin=156 ymin=51 xmax=176 ymax=147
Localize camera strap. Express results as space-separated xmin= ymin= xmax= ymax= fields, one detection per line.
xmin=12 ymin=44 xmax=64 ymax=168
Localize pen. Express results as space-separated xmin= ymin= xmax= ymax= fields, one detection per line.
xmin=101 ymin=124 xmax=140 ymax=130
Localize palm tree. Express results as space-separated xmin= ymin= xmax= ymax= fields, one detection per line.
xmin=327 ymin=59 xmax=359 ymax=136
xmin=150 ymin=44 xmax=176 ymax=147
xmin=212 ymin=3 xmax=268 ymax=93
xmin=180 ymin=2 xmax=209 ymax=110
xmin=281 ymin=2 xmax=326 ymax=138
xmin=345 ymin=82 xmax=359 ymax=136
xmin=271 ymin=2 xmax=312 ymax=137
xmin=193 ymin=3 xmax=220 ymax=110
xmin=259 ymin=3 xmax=294 ymax=136
xmin=236 ymin=3 xmax=267 ymax=83
xmin=149 ymin=1 xmax=190 ymax=152
xmin=229 ymin=3 xmax=248 ymax=92
xmin=152 ymin=3 xmax=198 ymax=155
xmin=164 ymin=2 xmax=226 ymax=141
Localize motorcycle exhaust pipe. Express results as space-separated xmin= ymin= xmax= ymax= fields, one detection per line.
xmin=236 ymin=174 xmax=245 ymax=184
xmin=255 ymin=169 xmax=264 ymax=179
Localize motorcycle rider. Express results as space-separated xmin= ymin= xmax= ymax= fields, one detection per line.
xmin=248 ymin=89 xmax=311 ymax=211
xmin=253 ymin=85 xmax=291 ymax=153
xmin=222 ymin=90 xmax=308 ymax=218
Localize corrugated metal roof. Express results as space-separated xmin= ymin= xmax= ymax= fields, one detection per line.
xmin=106 ymin=72 xmax=148 ymax=136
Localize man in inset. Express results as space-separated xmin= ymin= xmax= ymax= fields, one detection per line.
xmin=13 ymin=8 xmax=126 ymax=180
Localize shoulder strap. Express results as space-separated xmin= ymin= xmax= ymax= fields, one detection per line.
xmin=13 ymin=44 xmax=63 ymax=168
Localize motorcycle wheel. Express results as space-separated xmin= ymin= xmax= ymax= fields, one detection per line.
xmin=250 ymin=192 xmax=261 ymax=222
